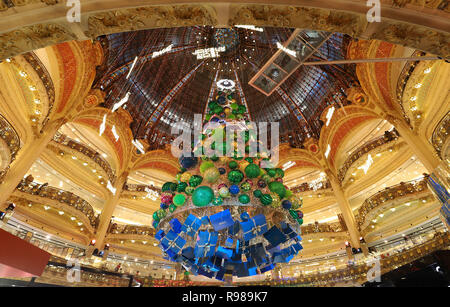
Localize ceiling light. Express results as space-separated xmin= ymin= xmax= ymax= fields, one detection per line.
xmin=424 ymin=68 xmax=431 ymax=74
xmin=44 ymin=206 xmax=50 ymax=210
xmin=58 ymin=211 xmax=64 ymax=215
xmin=70 ymin=217 xmax=76 ymax=220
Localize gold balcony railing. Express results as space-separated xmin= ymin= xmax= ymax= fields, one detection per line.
xmin=431 ymin=111 xmax=449 ymax=160
xmin=300 ymin=221 xmax=344 ymax=234
xmin=338 ymin=129 xmax=400 ymax=183
xmin=109 ymin=224 xmax=155 ymax=236
xmin=53 ymin=132 xmax=116 ymax=184
xmin=16 ymin=180 xmax=98 ymax=227
xmin=291 ymin=180 xmax=331 ymax=193
xmin=355 ymin=178 xmax=429 ymax=229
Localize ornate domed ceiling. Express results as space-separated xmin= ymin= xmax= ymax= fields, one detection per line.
xmin=94 ymin=26 xmax=357 ymax=150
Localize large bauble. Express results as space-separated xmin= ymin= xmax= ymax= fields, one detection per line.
xmin=268 ymin=181 xmax=287 ymax=199
xmin=245 ymin=163 xmax=260 ymax=179
xmin=204 ymin=167 xmax=220 ymax=183
xmin=253 ymin=190 xmax=263 ymax=198
xmin=189 ymin=175 xmax=203 ymax=187
xmin=185 ymin=186 xmax=194 ymax=195
xmin=192 ymin=186 xmax=214 ymax=207
xmin=274 ymin=168 xmax=285 ymax=178
xmin=228 ymin=170 xmax=244 ymax=184
xmin=267 ymin=169 xmax=277 ymax=177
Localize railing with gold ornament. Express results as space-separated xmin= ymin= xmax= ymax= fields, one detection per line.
xmin=355 ymin=178 xmax=429 ymax=230
xmin=108 ymin=223 xmax=155 ymax=236
xmin=300 ymin=221 xmax=344 ymax=235
xmin=338 ymin=129 xmax=400 ymax=183
xmin=291 ymin=180 xmax=331 ymax=193
xmin=0 ymin=113 xmax=21 ymax=183
xmin=52 ymin=132 xmax=116 ymax=184
xmin=16 ymin=180 xmax=98 ymax=227
xmin=431 ymin=111 xmax=449 ymax=160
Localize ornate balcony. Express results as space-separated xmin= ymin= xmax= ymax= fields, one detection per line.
xmin=301 ymin=221 xmax=344 ymax=235
xmin=355 ymin=178 xmax=430 ymax=230
xmin=432 ymin=111 xmax=449 ymax=160
xmin=109 ymin=224 xmax=155 ymax=236
xmin=52 ymin=132 xmax=116 ymax=184
xmin=15 ymin=180 xmax=98 ymax=227
xmin=338 ymin=129 xmax=400 ymax=183
xmin=0 ymin=113 xmax=21 ymax=182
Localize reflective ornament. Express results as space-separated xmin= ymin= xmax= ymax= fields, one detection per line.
xmin=289 ymin=195 xmax=303 ymax=209
xmin=238 ymin=194 xmax=250 ymax=204
xmin=269 ymin=192 xmax=281 ymax=208
xmin=218 ymin=167 xmax=226 ymax=175
xmin=177 ymin=182 xmax=188 ymax=192
xmin=179 ymin=155 xmax=198 ymax=170
xmin=185 ymin=186 xmax=194 ymax=195
xmin=245 ymin=163 xmax=260 ymax=179
xmin=189 ymin=175 xmax=203 ymax=187
xmin=156 ymin=209 xmax=167 ymax=220
xmin=200 ymin=161 xmax=215 ymax=174
xmin=253 ymin=190 xmax=263 ymax=198
xmin=160 ymin=203 xmax=168 ymax=210
xmin=228 ymin=161 xmax=238 ymax=170
xmin=282 ymin=200 xmax=292 ymax=210
xmin=228 ymin=170 xmax=244 ymax=184
xmin=268 ymin=181 xmax=286 ymax=199
xmin=152 ymin=211 xmax=160 ymax=222
xmin=260 ymin=194 xmax=273 ymax=206
xmin=192 ymin=186 xmax=214 ymax=207
xmin=238 ymin=160 xmax=250 ymax=172
xmin=212 ymin=196 xmax=224 ymax=206
xmin=161 ymin=192 xmax=173 ymax=205
xmin=240 ymin=212 xmax=250 ymax=221
xmin=173 ymin=194 xmax=186 ymax=207
xmin=152 ymin=220 xmax=159 ymax=228
xmin=162 ymin=182 xmax=177 ymax=192
xmin=274 ymin=168 xmax=285 ymax=178
xmin=297 ymin=218 xmax=303 ymax=226
xmin=219 ymin=186 xmax=230 ymax=198
xmin=289 ymin=209 xmax=298 ymax=220
xmin=204 ymin=167 xmax=220 ymax=183
xmin=240 ymin=181 xmax=251 ymax=192
xmin=169 ymin=204 xmax=176 ymax=213
xmin=229 ymin=184 xmax=240 ymax=195
xmin=296 ymin=210 xmax=304 ymax=219
xmin=257 ymin=179 xmax=266 ymax=188
xmin=217 ymin=183 xmax=228 ymax=189
xmin=180 ymin=172 xmax=192 ymax=182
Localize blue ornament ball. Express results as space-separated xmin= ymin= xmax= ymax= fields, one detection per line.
xmin=160 ymin=203 xmax=169 ymax=210
xmin=211 ymin=117 xmax=220 ymax=122
xmin=229 ymin=184 xmax=240 ymax=195
xmin=152 ymin=220 xmax=159 ymax=228
xmin=282 ymin=200 xmax=292 ymax=210
xmin=218 ymin=167 xmax=226 ymax=175
xmin=179 ymin=155 xmax=198 ymax=170
xmin=240 ymin=212 xmax=250 ymax=221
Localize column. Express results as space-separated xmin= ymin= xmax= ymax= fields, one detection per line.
xmin=0 ymin=119 xmax=65 ymax=206
xmin=387 ymin=115 xmax=443 ymax=173
xmin=326 ymin=170 xmax=361 ymax=248
xmin=94 ymin=172 xmax=128 ymax=248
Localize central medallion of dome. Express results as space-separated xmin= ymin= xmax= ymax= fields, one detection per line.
xmin=212 ymin=28 xmax=240 ymax=55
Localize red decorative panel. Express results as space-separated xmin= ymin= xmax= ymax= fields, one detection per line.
xmin=0 ymin=228 xmax=51 ymax=277
xmin=55 ymin=43 xmax=77 ymax=113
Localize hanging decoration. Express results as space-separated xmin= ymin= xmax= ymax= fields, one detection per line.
xmin=152 ymin=84 xmax=304 ymax=280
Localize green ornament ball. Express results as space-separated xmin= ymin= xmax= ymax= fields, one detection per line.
xmin=152 ymin=211 xmax=160 ymax=222
xmin=169 ymin=204 xmax=176 ymax=213
xmin=212 ymin=196 xmax=224 ymax=206
xmin=268 ymin=181 xmax=287 ymax=199
xmin=173 ymin=194 xmax=186 ymax=207
xmin=289 ymin=209 xmax=298 ymax=220
xmin=260 ymin=194 xmax=273 ymax=206
xmin=189 ymin=175 xmax=203 ymax=187
xmin=200 ymin=161 xmax=215 ymax=174
xmin=192 ymin=186 xmax=214 ymax=207
xmin=228 ymin=161 xmax=238 ymax=170
xmin=177 ymin=182 xmax=188 ymax=193
xmin=238 ymin=194 xmax=251 ymax=204
xmin=162 ymin=182 xmax=177 ymax=192
xmin=267 ymin=169 xmax=277 ymax=177
xmin=185 ymin=186 xmax=195 ymax=196
xmin=156 ymin=209 xmax=167 ymax=220
xmin=285 ymin=190 xmax=293 ymax=199
xmin=274 ymin=168 xmax=285 ymax=178
xmin=240 ymin=182 xmax=251 ymax=192
xmin=245 ymin=163 xmax=260 ymax=179
xmin=228 ymin=170 xmax=244 ymax=184
xmin=297 ymin=218 xmax=303 ymax=225
xmin=253 ymin=190 xmax=263 ymax=198
xmin=204 ymin=167 xmax=220 ymax=183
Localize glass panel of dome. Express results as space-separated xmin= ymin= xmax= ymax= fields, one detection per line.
xmin=263 ymin=64 xmax=287 ymax=83
xmin=287 ymin=38 xmax=312 ymax=61
xmin=274 ymin=53 xmax=299 ymax=73
xmin=254 ymin=75 xmax=277 ymax=94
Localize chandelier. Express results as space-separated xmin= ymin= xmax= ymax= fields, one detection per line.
xmin=152 ymin=85 xmax=304 ymax=280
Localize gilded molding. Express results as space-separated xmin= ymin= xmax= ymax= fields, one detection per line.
xmin=84 ymin=5 xmax=218 ymax=38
